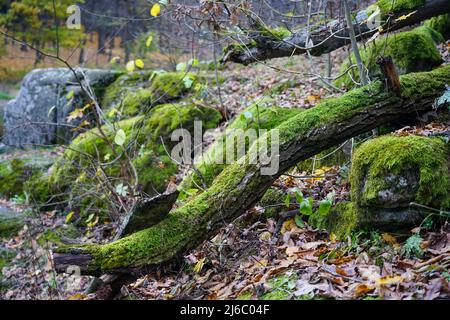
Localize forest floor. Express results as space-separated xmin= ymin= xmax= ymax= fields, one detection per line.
xmin=1 ymin=43 xmax=450 ymax=300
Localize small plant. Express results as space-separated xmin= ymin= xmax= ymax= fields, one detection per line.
xmin=403 ymin=234 xmax=423 ymax=259
xmin=285 ymin=189 xmax=335 ymax=228
xmin=11 ymin=193 xmax=26 ymax=205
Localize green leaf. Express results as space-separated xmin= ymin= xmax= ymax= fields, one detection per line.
xmin=300 ymin=198 xmax=313 ymax=216
xmin=294 ymin=214 xmax=305 ymax=228
xmin=243 ymin=111 xmax=253 ymax=120
xmin=176 ymin=62 xmax=187 ymax=72
xmin=114 ymin=129 xmax=126 ymax=146
xmin=188 ymin=58 xmax=199 ymax=67
xmin=183 ymin=75 xmax=194 ymax=89
xmin=66 ymin=90 xmax=74 ymax=100
xmin=66 ymin=211 xmax=75 ymax=223
xmin=294 ymin=190 xmax=303 ymax=205
xmin=284 ymin=192 xmax=291 ymax=208
xmin=146 ymin=35 xmax=153 ymax=48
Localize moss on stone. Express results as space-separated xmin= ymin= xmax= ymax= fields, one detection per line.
xmin=424 ymin=14 xmax=450 ymax=39
xmin=33 ymin=103 xmax=221 ymax=217
xmin=102 ymin=71 xmax=154 ymax=111
xmin=37 ymin=225 xmax=80 ymax=246
xmin=0 ymin=209 xmax=25 ymax=238
xmin=310 ymin=201 xmax=359 ymax=239
xmin=0 ymin=150 xmax=56 ymax=199
xmin=104 ymin=72 xmax=199 ymax=119
xmin=179 ymin=105 xmax=303 ymax=192
xmin=335 ymin=26 xmax=443 ymax=89
xmin=350 ymin=135 xmax=450 ymax=209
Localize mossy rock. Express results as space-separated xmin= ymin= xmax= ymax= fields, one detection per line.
xmin=311 ymin=135 xmax=450 ymax=238
xmin=335 ymin=26 xmax=443 ymax=89
xmin=0 ymin=150 xmax=56 ymax=198
xmin=102 ymin=70 xmax=154 ymax=111
xmin=30 ymin=103 xmax=222 ymax=217
xmin=103 ymin=71 xmax=199 ymax=119
xmin=0 ymin=207 xmax=25 ymax=238
xmin=424 ymin=14 xmax=450 ymax=39
xmin=179 ymin=105 xmax=303 ymax=192
xmin=37 ymin=224 xmax=80 ymax=246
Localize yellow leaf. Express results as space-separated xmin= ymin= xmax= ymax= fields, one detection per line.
xmin=150 ymin=4 xmax=161 ymax=17
xmin=329 ymin=232 xmax=337 ymax=243
xmin=353 ymin=284 xmax=375 ymax=297
xmin=382 ymin=233 xmax=398 ymax=246
xmin=194 ymin=258 xmax=205 ymax=273
xmin=146 ymin=35 xmax=153 ymax=47
xmin=376 ymin=275 xmax=403 ymax=286
xmin=68 ymin=293 xmax=87 ymax=300
xmin=259 ymin=231 xmax=272 ymax=241
xmin=126 ymin=60 xmax=135 ymax=72
xmin=66 ymin=211 xmax=75 ymax=223
xmin=281 ymin=218 xmax=295 ymax=234
xmin=104 ymin=153 xmax=112 ymax=161
xmin=135 ymin=59 xmax=145 ymax=69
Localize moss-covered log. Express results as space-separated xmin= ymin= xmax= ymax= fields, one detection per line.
xmin=179 ymin=104 xmax=303 ymax=192
xmin=53 ymin=65 xmax=450 ymax=274
xmin=222 ymin=0 xmax=450 ymax=65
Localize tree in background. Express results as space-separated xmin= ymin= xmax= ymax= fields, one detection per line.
xmin=0 ymin=0 xmax=85 ymax=65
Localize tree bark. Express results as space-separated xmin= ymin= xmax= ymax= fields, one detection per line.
xmin=222 ymin=0 xmax=450 ymax=65
xmin=53 ymin=65 xmax=450 ymax=275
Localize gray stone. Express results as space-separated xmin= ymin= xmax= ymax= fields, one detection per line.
xmin=3 ymin=68 xmax=120 ymax=147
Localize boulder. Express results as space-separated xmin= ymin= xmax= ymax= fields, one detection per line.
xmin=311 ymin=135 xmax=450 ymax=237
xmin=3 ymin=68 xmax=120 ymax=147
xmin=0 ymin=149 xmax=57 ymax=198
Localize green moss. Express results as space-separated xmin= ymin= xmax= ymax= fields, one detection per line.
xmin=310 ymin=202 xmax=359 ymax=239
xmin=179 ymin=105 xmax=303 ymax=192
xmin=377 ymin=0 xmax=425 ymax=17
xmin=33 ymin=103 xmax=221 ymax=216
xmin=260 ymin=26 xmax=292 ymax=39
xmin=102 ymin=71 xmax=154 ymax=111
xmin=55 ymin=66 xmax=450 ymax=271
xmin=350 ymin=135 xmax=450 ymax=209
xmin=0 ymin=209 xmax=25 ymax=238
xmin=105 ymin=72 xmax=199 ymax=119
xmin=424 ymin=14 xmax=450 ymax=39
xmin=236 ymin=292 xmax=253 ymax=300
xmin=259 ymin=188 xmax=286 ymax=218
xmin=0 ymin=150 xmax=56 ymax=198
xmin=37 ymin=225 xmax=80 ymax=246
xmin=335 ymin=26 xmax=443 ymax=89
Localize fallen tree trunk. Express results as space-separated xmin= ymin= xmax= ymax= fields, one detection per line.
xmin=222 ymin=0 xmax=450 ymax=65
xmin=53 ymin=65 xmax=450 ymax=275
